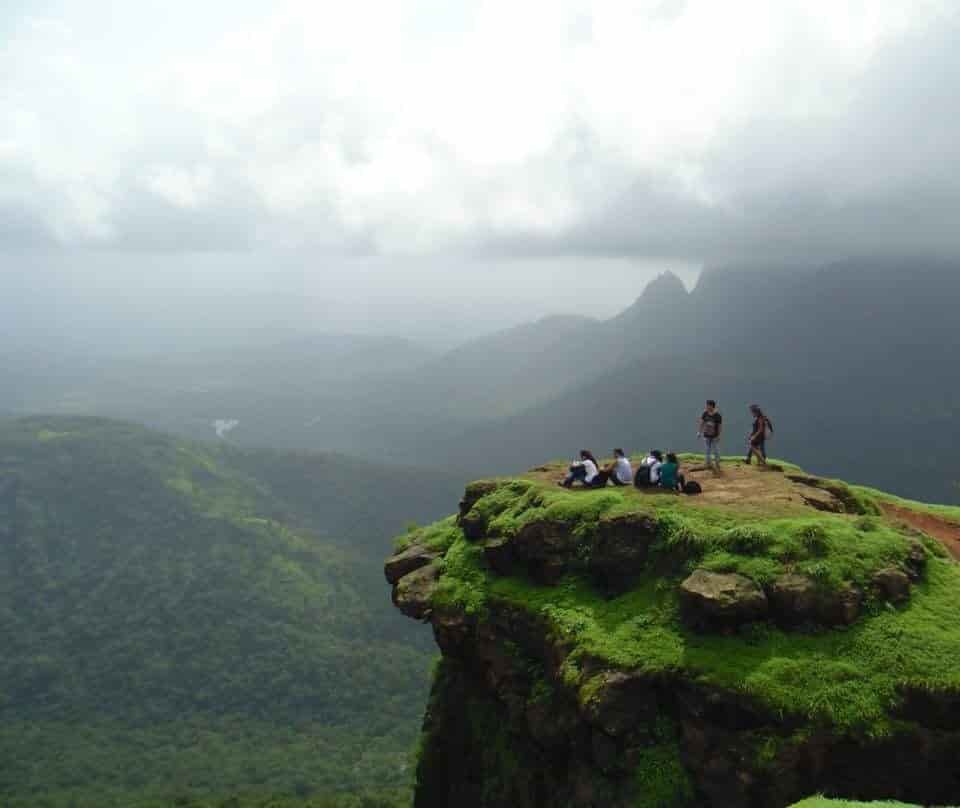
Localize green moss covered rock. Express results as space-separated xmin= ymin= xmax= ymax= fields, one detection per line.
xmin=387 ymin=458 xmax=960 ymax=807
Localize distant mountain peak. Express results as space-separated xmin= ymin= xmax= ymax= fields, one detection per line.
xmin=639 ymin=271 xmax=688 ymax=304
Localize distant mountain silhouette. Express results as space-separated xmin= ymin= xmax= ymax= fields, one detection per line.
xmin=428 ymin=258 xmax=960 ymax=504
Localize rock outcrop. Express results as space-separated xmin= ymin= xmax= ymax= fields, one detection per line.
xmin=679 ymin=569 xmax=768 ymax=629
xmin=386 ymin=471 xmax=960 ymax=808
xmin=391 ymin=561 xmax=441 ymax=620
xmin=872 ymin=566 xmax=912 ymax=603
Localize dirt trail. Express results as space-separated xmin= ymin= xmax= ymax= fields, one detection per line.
xmin=882 ymin=503 xmax=960 ymax=561
xmin=530 ymin=460 xmax=842 ymax=516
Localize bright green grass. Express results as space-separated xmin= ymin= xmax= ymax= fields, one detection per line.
xmin=395 ymin=515 xmax=462 ymax=553
xmin=424 ymin=475 xmax=960 ymax=736
xmin=789 ymin=799 xmax=924 ymax=808
xmin=444 ymin=545 xmax=960 ymax=733
xmin=448 ymin=477 xmax=926 ymax=593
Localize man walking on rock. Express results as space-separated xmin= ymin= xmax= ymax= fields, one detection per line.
xmin=698 ymin=400 xmax=723 ymax=471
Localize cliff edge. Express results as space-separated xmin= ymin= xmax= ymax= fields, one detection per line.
xmin=386 ymin=459 xmax=960 ymax=807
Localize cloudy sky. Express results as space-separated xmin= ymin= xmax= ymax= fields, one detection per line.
xmin=2 ymin=1 xmax=959 ymax=346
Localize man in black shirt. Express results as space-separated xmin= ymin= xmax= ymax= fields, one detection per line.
xmin=698 ymin=400 xmax=723 ymax=471
xmin=746 ymin=404 xmax=772 ymax=465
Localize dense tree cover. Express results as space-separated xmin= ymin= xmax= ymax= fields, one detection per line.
xmin=0 ymin=416 xmax=461 ymax=806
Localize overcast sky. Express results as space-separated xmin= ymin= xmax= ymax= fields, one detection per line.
xmin=2 ymin=1 xmax=959 ymax=348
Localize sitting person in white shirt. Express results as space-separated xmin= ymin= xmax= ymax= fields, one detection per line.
xmin=560 ymin=450 xmax=604 ymax=488
xmin=634 ymin=450 xmax=664 ymax=488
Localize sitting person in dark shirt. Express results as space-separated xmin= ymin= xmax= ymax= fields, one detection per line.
xmin=658 ymin=453 xmax=686 ymax=492
xmin=634 ymin=450 xmax=663 ymax=488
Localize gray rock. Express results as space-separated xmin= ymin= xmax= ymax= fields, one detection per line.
xmin=767 ymin=573 xmax=819 ymax=624
xmin=816 ymin=584 xmax=863 ymax=625
xmin=905 ymin=539 xmax=927 ymax=581
xmin=482 ymin=536 xmax=513 ymax=575
xmin=459 ymin=510 xmax=487 ymax=540
xmin=457 ymin=480 xmax=500 ymax=520
xmin=384 ymin=544 xmax=439 ymax=584
xmin=590 ymin=513 xmax=658 ymax=578
xmin=873 ymin=566 xmax=912 ymax=603
xmin=392 ymin=561 xmax=442 ymax=620
xmin=768 ymin=574 xmax=865 ymax=626
xmin=513 ymin=519 xmax=573 ymax=561
xmin=680 ymin=570 xmax=768 ymax=629
xmin=579 ymin=671 xmax=657 ymax=737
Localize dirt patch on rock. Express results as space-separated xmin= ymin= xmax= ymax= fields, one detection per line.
xmin=528 ymin=460 xmax=844 ymax=517
xmin=882 ymin=503 xmax=960 ymax=561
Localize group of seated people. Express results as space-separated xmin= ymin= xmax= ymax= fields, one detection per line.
xmin=559 ymin=449 xmax=687 ymax=491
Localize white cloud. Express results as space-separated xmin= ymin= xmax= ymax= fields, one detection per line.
xmin=0 ymin=0 xmax=958 ymax=259
xmin=142 ymin=165 xmax=214 ymax=209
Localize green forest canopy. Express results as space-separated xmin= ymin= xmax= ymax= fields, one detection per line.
xmin=0 ymin=416 xmax=461 ymax=807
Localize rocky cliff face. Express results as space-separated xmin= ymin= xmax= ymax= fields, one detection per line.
xmin=386 ymin=464 xmax=960 ymax=807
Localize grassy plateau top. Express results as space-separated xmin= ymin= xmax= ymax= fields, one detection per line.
xmin=393 ymin=455 xmax=960 ymax=738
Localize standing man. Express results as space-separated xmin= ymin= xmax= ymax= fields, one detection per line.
xmin=746 ymin=404 xmax=772 ymax=466
xmin=698 ymin=400 xmax=723 ymax=471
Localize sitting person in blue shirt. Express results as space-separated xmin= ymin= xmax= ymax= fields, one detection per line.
xmin=598 ymin=448 xmax=633 ymax=486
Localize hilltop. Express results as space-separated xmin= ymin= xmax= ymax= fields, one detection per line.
xmin=386 ymin=457 xmax=960 ymax=807
xmin=0 ymin=416 xmax=462 ymax=807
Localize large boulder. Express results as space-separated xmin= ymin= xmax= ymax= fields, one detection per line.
xmin=392 ymin=561 xmax=442 ymax=620
xmin=767 ymin=574 xmax=863 ymax=627
xmin=513 ymin=518 xmax=573 ymax=561
xmin=815 ymin=583 xmax=863 ymax=626
xmin=767 ymin=574 xmax=819 ymax=624
xmin=680 ymin=570 xmax=768 ymax=629
xmin=578 ymin=671 xmax=658 ymax=737
xmin=384 ymin=544 xmax=439 ymax=584
xmin=904 ymin=539 xmax=928 ymax=581
xmin=873 ymin=567 xmax=912 ymax=603
xmin=457 ymin=480 xmax=501 ymax=534
xmin=459 ymin=509 xmax=488 ymax=540
xmin=482 ymin=536 xmax=514 ymax=575
xmin=590 ymin=513 xmax=658 ymax=584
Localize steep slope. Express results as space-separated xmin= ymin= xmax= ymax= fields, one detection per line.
xmin=0 ymin=416 xmax=462 ymax=808
xmin=387 ymin=460 xmax=960 ymax=807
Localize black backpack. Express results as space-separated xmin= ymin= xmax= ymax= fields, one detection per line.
xmin=683 ymin=480 xmax=702 ymax=495
xmin=634 ymin=460 xmax=653 ymax=488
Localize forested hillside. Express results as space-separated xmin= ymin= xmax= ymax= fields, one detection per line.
xmin=0 ymin=416 xmax=462 ymax=807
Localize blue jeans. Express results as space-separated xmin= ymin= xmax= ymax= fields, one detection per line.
xmin=564 ymin=465 xmax=605 ymax=487
xmin=704 ymin=437 xmax=720 ymax=467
